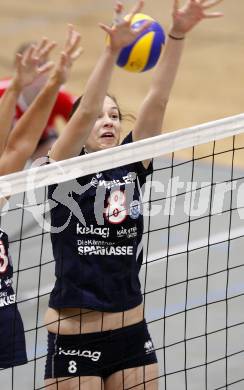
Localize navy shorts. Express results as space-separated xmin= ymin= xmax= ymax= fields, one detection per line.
xmin=45 ymin=320 xmax=157 ymax=379
xmin=0 ymin=305 xmax=27 ymax=368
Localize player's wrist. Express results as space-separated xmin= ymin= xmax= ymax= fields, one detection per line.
xmin=10 ymin=77 xmax=23 ymax=94
xmin=168 ymin=27 xmax=185 ymax=40
xmin=48 ymin=70 xmax=65 ymax=88
xmin=105 ymin=45 xmax=120 ymax=58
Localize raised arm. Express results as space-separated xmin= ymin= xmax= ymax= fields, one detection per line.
xmin=0 ymin=39 xmax=56 ymax=156
xmin=0 ymin=78 xmax=21 ymax=156
xmin=50 ymin=0 xmax=151 ymax=161
xmin=0 ymin=29 xmax=82 ymax=176
xmin=133 ymin=0 xmax=223 ymax=142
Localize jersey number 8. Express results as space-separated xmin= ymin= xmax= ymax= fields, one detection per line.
xmin=105 ymin=190 xmax=127 ymax=224
xmin=0 ymin=240 xmax=8 ymax=274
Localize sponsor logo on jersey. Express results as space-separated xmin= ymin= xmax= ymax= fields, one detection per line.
xmin=91 ymin=177 xmax=99 ymax=187
xmin=144 ymin=340 xmax=154 ymax=354
xmin=77 ymin=239 xmax=115 ymax=246
xmin=76 ymin=224 xmax=110 ymax=238
xmin=0 ymin=293 xmax=16 ymax=307
xmin=58 ymin=347 xmax=101 ymax=362
xmin=130 ymin=200 xmax=141 ymax=219
xmin=117 ymin=226 xmax=137 ymax=238
xmin=78 ymin=245 xmax=133 ymax=256
xmin=90 ymin=173 xmax=135 ymax=189
xmin=4 ymin=277 xmax=13 ymax=287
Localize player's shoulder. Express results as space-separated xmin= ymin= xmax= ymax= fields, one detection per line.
xmin=120 ymin=131 xmax=133 ymax=146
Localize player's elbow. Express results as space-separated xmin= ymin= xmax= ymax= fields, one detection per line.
xmin=6 ymin=141 xmax=35 ymax=162
xmin=76 ymin=102 xmax=99 ymax=122
xmin=145 ymin=91 xmax=169 ymax=113
xmin=152 ymin=91 xmax=169 ymax=109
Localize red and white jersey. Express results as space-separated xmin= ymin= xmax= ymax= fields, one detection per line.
xmin=0 ymin=78 xmax=75 ymax=141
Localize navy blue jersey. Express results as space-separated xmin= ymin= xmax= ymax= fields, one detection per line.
xmin=0 ymin=228 xmax=27 ymax=367
xmin=48 ymin=132 xmax=153 ymax=312
xmin=0 ymin=228 xmax=15 ymax=308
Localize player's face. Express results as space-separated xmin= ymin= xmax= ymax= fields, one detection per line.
xmin=85 ymin=96 xmax=121 ymax=152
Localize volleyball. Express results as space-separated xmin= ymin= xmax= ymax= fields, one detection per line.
xmin=117 ymin=13 xmax=165 ymax=73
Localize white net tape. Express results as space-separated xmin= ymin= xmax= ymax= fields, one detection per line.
xmin=0 ymin=113 xmax=244 ymax=198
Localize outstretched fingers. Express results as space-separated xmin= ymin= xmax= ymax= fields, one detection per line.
xmin=39 ymin=41 xmax=57 ymax=61
xmin=22 ymin=44 xmax=37 ymax=66
xmin=202 ymin=11 xmax=223 ymax=18
xmin=34 ymin=37 xmax=48 ymax=55
xmin=70 ymin=46 xmax=83 ymax=61
xmin=113 ymin=0 xmax=144 ymax=26
xmin=61 ymin=26 xmax=83 ymax=72
xmin=173 ymin=0 xmax=180 ymax=14
xmin=38 ymin=61 xmax=55 ymax=75
xmin=133 ymin=19 xmax=152 ymax=36
xmin=113 ymin=1 xmax=124 ymax=25
xmin=100 ymin=0 xmax=150 ymax=51
xmin=64 ymin=24 xmax=82 ymax=56
xmin=201 ymin=0 xmax=224 ymax=18
xmin=127 ymin=0 xmax=144 ymax=23
xmin=57 ymin=51 xmax=68 ymax=69
xmin=64 ymin=24 xmax=75 ymax=52
xmin=99 ymin=23 xmax=114 ymax=35
xmin=67 ymin=33 xmax=81 ymax=56
xmin=30 ymin=37 xmax=56 ymax=66
xmin=14 ymin=41 xmax=51 ymax=89
xmin=199 ymin=0 xmax=223 ymax=6
xmin=202 ymin=0 xmax=224 ymax=18
xmin=59 ymin=46 xmax=82 ymax=67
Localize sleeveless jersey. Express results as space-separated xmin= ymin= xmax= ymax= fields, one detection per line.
xmin=0 ymin=228 xmax=15 ymax=308
xmin=48 ymin=132 xmax=153 ymax=312
xmin=0 ymin=78 xmax=75 ymax=141
xmin=0 ymin=228 xmax=27 ymax=367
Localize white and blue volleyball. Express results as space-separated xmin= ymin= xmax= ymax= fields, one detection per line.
xmin=117 ymin=13 xmax=165 ymax=73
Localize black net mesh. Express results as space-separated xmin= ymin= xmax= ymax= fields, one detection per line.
xmin=1 ymin=133 xmax=244 ymax=389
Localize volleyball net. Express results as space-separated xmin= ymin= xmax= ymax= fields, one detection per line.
xmin=1 ymin=113 xmax=244 ymax=389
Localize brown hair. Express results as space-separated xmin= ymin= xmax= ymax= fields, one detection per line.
xmin=69 ymin=94 xmax=123 ymax=121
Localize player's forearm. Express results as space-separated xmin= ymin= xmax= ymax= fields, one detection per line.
xmin=77 ymin=46 xmax=118 ymax=119
xmin=56 ymin=47 xmax=120 ymax=159
xmin=6 ymin=77 xmax=61 ymax=159
xmin=0 ymin=79 xmax=21 ymax=155
xmin=134 ymin=35 xmax=185 ymax=140
xmin=149 ymin=34 xmax=185 ymax=104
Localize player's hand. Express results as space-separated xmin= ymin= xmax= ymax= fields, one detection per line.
xmin=12 ymin=38 xmax=57 ymax=90
xmin=170 ymin=0 xmax=223 ymax=38
xmin=50 ymin=25 xmax=83 ymax=85
xmin=99 ymin=0 xmax=152 ymax=53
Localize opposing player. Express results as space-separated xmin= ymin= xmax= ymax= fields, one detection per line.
xmin=0 ymin=29 xmax=81 ymax=368
xmin=0 ymin=40 xmax=75 ymax=161
xmin=45 ymin=0 xmax=223 ymax=389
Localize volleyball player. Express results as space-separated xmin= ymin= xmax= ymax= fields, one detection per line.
xmin=0 ymin=29 xmax=82 ymax=368
xmin=44 ymin=0 xmax=223 ymax=389
xmin=0 ymin=39 xmax=75 ymax=161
